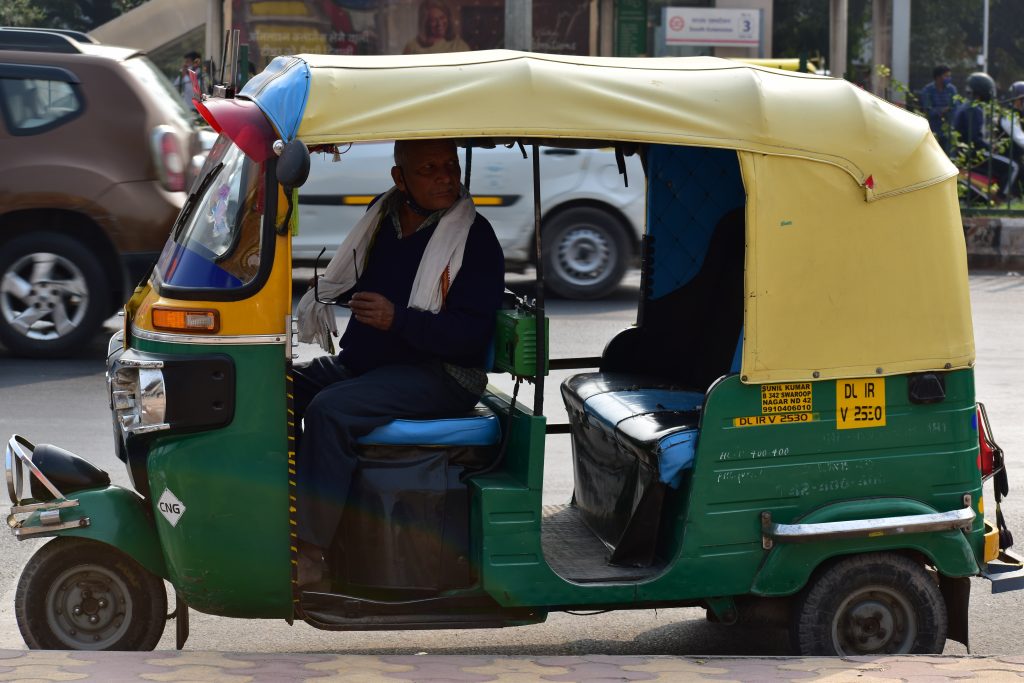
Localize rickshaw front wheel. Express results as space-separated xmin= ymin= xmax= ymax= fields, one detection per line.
xmin=15 ymin=537 xmax=167 ymax=651
xmin=791 ymin=552 xmax=947 ymax=655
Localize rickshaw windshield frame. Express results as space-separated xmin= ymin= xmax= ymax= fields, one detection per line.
xmin=152 ymin=150 xmax=279 ymax=303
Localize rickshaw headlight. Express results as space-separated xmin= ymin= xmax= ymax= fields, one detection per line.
xmin=109 ymin=365 xmax=169 ymax=435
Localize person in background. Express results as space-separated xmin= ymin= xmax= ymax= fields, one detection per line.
xmin=954 ymin=72 xmax=1019 ymax=203
xmin=999 ymin=81 xmax=1024 ymax=200
xmin=403 ymin=0 xmax=470 ymax=54
xmin=919 ymin=65 xmax=957 ymax=156
xmin=173 ymin=50 xmax=205 ymax=109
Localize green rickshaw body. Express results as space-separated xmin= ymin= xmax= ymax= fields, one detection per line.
xmin=137 ymin=339 xmax=293 ymax=618
xmin=6 ymin=50 xmax=1020 ymax=655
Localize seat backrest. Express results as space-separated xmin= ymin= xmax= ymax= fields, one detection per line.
xmin=602 ymin=208 xmax=745 ymax=389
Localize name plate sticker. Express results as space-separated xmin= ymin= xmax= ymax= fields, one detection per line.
xmin=761 ymin=383 xmax=813 ymax=414
xmin=836 ymin=378 xmax=886 ymax=430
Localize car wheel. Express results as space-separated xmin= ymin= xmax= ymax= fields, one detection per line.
xmin=0 ymin=232 xmax=109 ymax=358
xmin=542 ymin=207 xmax=630 ymax=300
xmin=15 ymin=537 xmax=167 ymax=650
xmin=791 ymin=552 xmax=947 ymax=655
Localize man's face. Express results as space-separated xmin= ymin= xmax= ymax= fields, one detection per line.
xmin=392 ymin=140 xmax=461 ymax=212
xmin=426 ymin=8 xmax=448 ymax=39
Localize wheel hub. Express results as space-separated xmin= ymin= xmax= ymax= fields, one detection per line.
xmin=46 ymin=567 xmax=132 ymax=649
xmin=0 ymin=252 xmax=88 ymax=341
xmin=556 ymin=227 xmax=610 ymax=284
xmin=833 ymin=587 xmax=916 ymax=655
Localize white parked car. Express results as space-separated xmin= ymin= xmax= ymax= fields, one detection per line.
xmin=295 ymin=142 xmax=645 ymax=299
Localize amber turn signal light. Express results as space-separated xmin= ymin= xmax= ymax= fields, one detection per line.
xmin=152 ymin=307 xmax=220 ymax=333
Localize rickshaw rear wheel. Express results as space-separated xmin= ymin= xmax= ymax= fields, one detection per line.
xmin=15 ymin=537 xmax=167 ymax=651
xmin=791 ymin=552 xmax=947 ymax=655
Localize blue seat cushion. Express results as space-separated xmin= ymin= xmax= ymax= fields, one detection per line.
xmin=357 ymin=404 xmax=501 ymax=447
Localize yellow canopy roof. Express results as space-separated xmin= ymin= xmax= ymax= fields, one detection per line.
xmin=282 ymin=50 xmax=955 ymax=200
xmin=243 ymin=50 xmax=972 ymax=382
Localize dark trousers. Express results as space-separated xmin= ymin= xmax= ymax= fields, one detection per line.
xmin=293 ymin=356 xmax=480 ymax=548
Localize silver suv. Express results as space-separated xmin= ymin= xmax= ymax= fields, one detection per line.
xmin=296 ymin=143 xmax=644 ymax=299
xmin=0 ymin=29 xmax=199 ymax=357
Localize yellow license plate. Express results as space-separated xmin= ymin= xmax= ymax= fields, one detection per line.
xmin=836 ymin=378 xmax=886 ymax=430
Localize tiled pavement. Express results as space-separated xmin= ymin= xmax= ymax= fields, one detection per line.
xmin=3 ymin=651 xmax=1024 ymax=682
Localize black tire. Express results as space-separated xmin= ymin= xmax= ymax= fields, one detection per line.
xmin=0 ymin=232 xmax=110 ymax=358
xmin=541 ymin=207 xmax=630 ymax=300
xmin=15 ymin=537 xmax=167 ymax=651
xmin=791 ymin=552 xmax=947 ymax=655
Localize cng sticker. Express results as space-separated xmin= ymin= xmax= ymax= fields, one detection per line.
xmin=836 ymin=379 xmax=886 ymax=430
xmin=157 ymin=488 xmax=187 ymax=527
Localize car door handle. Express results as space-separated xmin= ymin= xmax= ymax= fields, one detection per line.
xmin=542 ymin=149 xmax=578 ymax=156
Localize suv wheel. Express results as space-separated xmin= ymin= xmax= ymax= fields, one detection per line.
xmin=542 ymin=207 xmax=630 ymax=300
xmin=0 ymin=232 xmax=109 ymax=358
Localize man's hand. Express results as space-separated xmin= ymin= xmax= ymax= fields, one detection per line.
xmin=349 ymin=291 xmax=394 ymax=331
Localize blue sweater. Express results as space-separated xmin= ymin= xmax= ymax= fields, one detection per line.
xmin=337 ymin=213 xmax=505 ymax=376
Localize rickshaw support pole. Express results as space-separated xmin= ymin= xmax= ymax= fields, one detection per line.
xmin=531 ymin=143 xmax=545 ymax=415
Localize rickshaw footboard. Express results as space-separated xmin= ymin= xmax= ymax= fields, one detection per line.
xmin=983 ymin=548 xmax=1024 ymax=593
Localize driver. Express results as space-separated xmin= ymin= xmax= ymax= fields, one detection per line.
xmin=292 ymin=139 xmax=504 ymax=588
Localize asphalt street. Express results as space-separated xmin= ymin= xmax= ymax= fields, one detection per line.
xmin=0 ymin=270 xmax=1021 ymax=656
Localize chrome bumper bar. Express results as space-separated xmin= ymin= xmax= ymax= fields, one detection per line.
xmin=761 ymin=501 xmax=975 ymax=549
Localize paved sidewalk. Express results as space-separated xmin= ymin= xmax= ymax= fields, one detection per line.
xmin=3 ymin=651 xmax=1024 ymax=682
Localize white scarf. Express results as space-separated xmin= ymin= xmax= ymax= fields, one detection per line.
xmin=295 ymin=186 xmax=477 ymax=352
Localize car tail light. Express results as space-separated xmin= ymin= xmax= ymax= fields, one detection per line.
xmin=976 ymin=403 xmax=1000 ymax=478
xmin=151 ymin=125 xmax=186 ymax=192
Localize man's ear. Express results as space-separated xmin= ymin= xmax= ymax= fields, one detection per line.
xmin=391 ymin=166 xmax=405 ymax=191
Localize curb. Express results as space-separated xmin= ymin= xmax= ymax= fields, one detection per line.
xmin=3 ymin=651 xmax=1024 ymax=682
xmin=964 ymin=216 xmax=1024 ymax=270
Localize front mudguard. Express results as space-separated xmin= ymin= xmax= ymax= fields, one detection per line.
xmin=13 ymin=485 xmax=167 ymax=579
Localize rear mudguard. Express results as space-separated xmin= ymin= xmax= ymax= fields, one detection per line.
xmin=752 ymin=497 xmax=980 ymax=597
xmin=18 ymin=485 xmax=167 ymax=579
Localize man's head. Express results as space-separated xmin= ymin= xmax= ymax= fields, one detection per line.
xmin=418 ymin=0 xmax=456 ymax=42
xmin=183 ymin=51 xmax=201 ymax=68
xmin=966 ymin=72 xmax=995 ymax=102
xmin=392 ymin=139 xmax=461 ymax=213
xmin=1010 ymin=81 xmax=1024 ymax=112
xmin=933 ymin=65 xmax=951 ymax=86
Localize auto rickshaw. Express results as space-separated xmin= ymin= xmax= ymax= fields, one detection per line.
xmin=6 ymin=50 xmax=1023 ymax=655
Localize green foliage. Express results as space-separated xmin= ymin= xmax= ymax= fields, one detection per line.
xmin=910 ymin=0 xmax=1024 ymax=93
xmin=772 ymin=0 xmax=871 ymax=78
xmin=0 ymin=0 xmax=45 ymax=26
xmin=887 ymin=65 xmax=1021 ymax=207
xmin=4 ymin=0 xmax=146 ymax=32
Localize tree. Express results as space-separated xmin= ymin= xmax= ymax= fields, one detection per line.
xmin=773 ymin=0 xmax=872 ymax=79
xmin=909 ymin=0 xmax=1023 ymax=93
xmin=4 ymin=0 xmax=146 ymax=32
xmin=1 ymin=0 xmax=45 ymax=27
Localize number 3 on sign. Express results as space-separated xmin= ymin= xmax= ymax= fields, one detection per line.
xmin=836 ymin=378 xmax=886 ymax=430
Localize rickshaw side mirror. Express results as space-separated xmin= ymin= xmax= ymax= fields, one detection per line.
xmin=277 ymin=139 xmax=310 ymax=189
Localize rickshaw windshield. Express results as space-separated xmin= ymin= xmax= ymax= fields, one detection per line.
xmin=154 ymin=138 xmax=266 ymax=291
